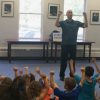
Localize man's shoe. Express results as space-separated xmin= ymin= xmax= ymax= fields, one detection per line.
xmin=60 ymin=77 xmax=64 ymax=81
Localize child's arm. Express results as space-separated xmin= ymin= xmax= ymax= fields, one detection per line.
xmin=50 ymin=70 xmax=55 ymax=85
xmin=19 ymin=69 xmax=23 ymax=76
xmin=69 ymin=59 xmax=83 ymax=85
xmin=24 ymin=66 xmax=29 ymax=75
xmin=80 ymin=66 xmax=85 ymax=86
xmin=96 ymin=76 xmax=100 ymax=84
xmin=91 ymin=58 xmax=100 ymax=74
xmin=35 ymin=67 xmax=49 ymax=88
xmin=35 ymin=67 xmax=42 ymax=77
xmin=42 ymin=74 xmax=49 ymax=88
xmin=69 ymin=59 xmax=75 ymax=77
xmin=30 ymin=72 xmax=35 ymax=82
xmin=13 ymin=66 xmax=19 ymax=78
xmin=49 ymin=71 xmax=59 ymax=89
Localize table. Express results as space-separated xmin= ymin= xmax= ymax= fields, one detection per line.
xmin=7 ymin=40 xmax=49 ymax=63
xmin=50 ymin=41 xmax=95 ymax=62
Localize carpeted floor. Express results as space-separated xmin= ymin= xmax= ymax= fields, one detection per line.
xmin=0 ymin=60 xmax=100 ymax=98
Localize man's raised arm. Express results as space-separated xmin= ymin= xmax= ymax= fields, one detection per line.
xmin=83 ymin=12 xmax=88 ymax=27
xmin=55 ymin=11 xmax=62 ymax=27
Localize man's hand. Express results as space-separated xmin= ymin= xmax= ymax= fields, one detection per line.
xmin=58 ymin=11 xmax=63 ymax=17
xmin=83 ymin=12 xmax=88 ymax=27
xmin=55 ymin=11 xmax=62 ymax=27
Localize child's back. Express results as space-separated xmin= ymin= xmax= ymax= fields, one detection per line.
xmin=54 ymin=85 xmax=81 ymax=100
xmin=53 ymin=77 xmax=81 ymax=100
xmin=74 ymin=66 xmax=99 ymax=100
xmin=78 ymin=79 xmax=96 ymax=100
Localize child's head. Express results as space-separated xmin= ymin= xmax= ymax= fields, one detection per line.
xmin=1 ymin=77 xmax=12 ymax=85
xmin=64 ymin=77 xmax=76 ymax=91
xmin=11 ymin=76 xmax=25 ymax=100
xmin=85 ymin=66 xmax=94 ymax=77
xmin=0 ymin=77 xmax=12 ymax=100
xmin=30 ymin=73 xmax=35 ymax=82
xmin=23 ymin=74 xmax=30 ymax=86
xmin=28 ymin=81 xmax=42 ymax=99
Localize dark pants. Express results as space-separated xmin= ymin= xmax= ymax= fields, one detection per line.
xmin=60 ymin=45 xmax=76 ymax=78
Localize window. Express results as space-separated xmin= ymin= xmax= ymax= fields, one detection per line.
xmin=64 ymin=0 xmax=86 ymax=41
xmin=19 ymin=0 xmax=41 ymax=41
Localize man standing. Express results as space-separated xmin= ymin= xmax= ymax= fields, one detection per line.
xmin=55 ymin=10 xmax=88 ymax=81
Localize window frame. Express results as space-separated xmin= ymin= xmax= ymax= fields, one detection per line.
xmin=64 ymin=0 xmax=86 ymax=41
xmin=19 ymin=0 xmax=42 ymax=41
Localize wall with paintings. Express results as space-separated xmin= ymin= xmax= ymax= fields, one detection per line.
xmin=43 ymin=0 xmax=100 ymax=57
xmin=0 ymin=0 xmax=19 ymax=50
xmin=0 ymin=0 xmax=100 ymax=57
xmin=42 ymin=0 xmax=64 ymax=41
xmin=85 ymin=0 xmax=100 ymax=56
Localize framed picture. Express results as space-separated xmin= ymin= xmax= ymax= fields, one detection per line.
xmin=48 ymin=3 xmax=60 ymax=19
xmin=1 ymin=1 xmax=14 ymax=17
xmin=90 ymin=10 xmax=100 ymax=25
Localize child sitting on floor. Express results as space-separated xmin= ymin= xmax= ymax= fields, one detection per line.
xmin=50 ymin=65 xmax=85 ymax=100
xmin=12 ymin=66 xmax=29 ymax=100
xmin=0 ymin=76 xmax=12 ymax=100
xmin=69 ymin=59 xmax=100 ymax=100
xmin=35 ymin=67 xmax=54 ymax=100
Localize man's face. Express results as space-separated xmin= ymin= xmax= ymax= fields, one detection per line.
xmin=66 ymin=10 xmax=73 ymax=19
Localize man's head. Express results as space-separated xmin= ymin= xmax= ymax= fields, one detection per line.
xmin=66 ymin=10 xmax=73 ymax=19
xmin=85 ymin=66 xmax=94 ymax=77
xmin=64 ymin=77 xmax=76 ymax=91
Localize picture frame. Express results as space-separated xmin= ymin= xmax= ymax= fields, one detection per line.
xmin=90 ymin=10 xmax=100 ymax=25
xmin=1 ymin=1 xmax=14 ymax=17
xmin=48 ymin=3 xmax=60 ymax=19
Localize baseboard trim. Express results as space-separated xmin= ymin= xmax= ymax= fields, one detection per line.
xmin=1 ymin=57 xmax=100 ymax=61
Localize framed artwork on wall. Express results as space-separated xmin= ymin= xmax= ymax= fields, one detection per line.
xmin=1 ymin=1 xmax=14 ymax=17
xmin=48 ymin=3 xmax=60 ymax=19
xmin=90 ymin=10 xmax=100 ymax=25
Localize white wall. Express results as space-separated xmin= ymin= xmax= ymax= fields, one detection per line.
xmin=42 ymin=0 xmax=63 ymax=40
xmin=0 ymin=0 xmax=100 ymax=57
xmin=85 ymin=0 xmax=100 ymax=56
xmin=0 ymin=0 xmax=19 ymax=49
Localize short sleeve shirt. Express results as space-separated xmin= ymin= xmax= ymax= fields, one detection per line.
xmin=74 ymin=74 xmax=99 ymax=100
xmin=59 ymin=19 xmax=84 ymax=45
